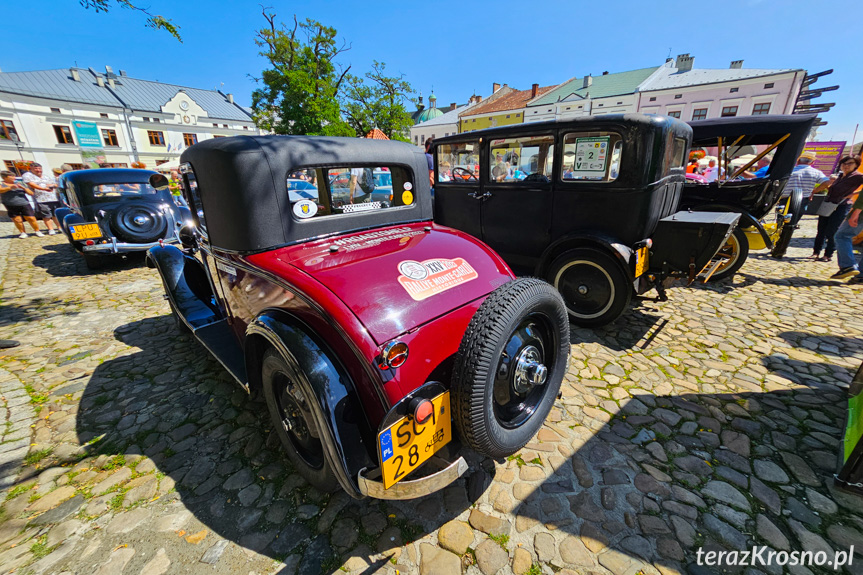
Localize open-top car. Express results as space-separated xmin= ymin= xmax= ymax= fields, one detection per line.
xmin=145 ymin=136 xmax=570 ymax=500
xmin=680 ymin=114 xmax=817 ymax=279
xmin=432 ymin=115 xmax=740 ymax=327
xmin=55 ymin=168 xmax=190 ymax=269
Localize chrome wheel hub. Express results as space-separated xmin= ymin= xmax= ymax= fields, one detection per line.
xmin=577 ymin=284 xmax=589 ymax=295
xmin=513 ymin=345 xmax=547 ymax=394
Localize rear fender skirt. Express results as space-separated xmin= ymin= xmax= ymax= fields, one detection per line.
xmin=146 ymin=244 xmax=220 ymax=328
xmin=689 ymin=204 xmax=772 ymax=249
xmin=246 ymin=312 xmax=375 ymax=499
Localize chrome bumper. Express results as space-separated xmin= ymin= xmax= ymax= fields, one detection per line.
xmin=82 ymin=236 xmax=178 ymax=254
xmin=357 ymin=456 xmax=468 ymax=500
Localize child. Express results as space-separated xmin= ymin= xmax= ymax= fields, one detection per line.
xmin=0 ymin=171 xmax=43 ymax=238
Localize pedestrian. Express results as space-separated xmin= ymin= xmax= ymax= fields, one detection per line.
xmin=0 ymin=170 xmax=43 ymax=238
xmin=686 ymin=158 xmax=700 ymax=174
xmin=784 ymin=151 xmax=829 ymax=228
xmin=827 ymin=156 xmax=863 ymax=279
xmin=22 ymin=163 xmax=60 ymax=235
xmin=424 ymin=138 xmax=435 ymax=187
xmin=704 ymin=159 xmax=722 ymax=183
xmin=810 ymin=156 xmax=862 ymax=263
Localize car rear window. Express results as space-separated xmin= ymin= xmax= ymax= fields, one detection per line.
xmin=286 ymin=165 xmax=415 ymax=220
xmin=92 ymin=183 xmax=158 ymax=198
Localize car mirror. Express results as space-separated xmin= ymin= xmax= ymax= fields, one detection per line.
xmin=179 ymin=223 xmax=199 ymax=251
xmin=149 ymin=173 xmax=171 ymax=191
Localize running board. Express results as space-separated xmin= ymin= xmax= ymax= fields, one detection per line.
xmin=193 ymin=319 xmax=248 ymax=387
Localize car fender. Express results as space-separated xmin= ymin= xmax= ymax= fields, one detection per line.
xmin=146 ymin=244 xmax=219 ymax=329
xmin=245 ymin=311 xmax=374 ymax=499
xmin=54 ymin=207 xmax=74 ymax=228
xmin=60 ymin=212 xmax=87 ymax=246
xmin=536 ymin=233 xmax=634 ymax=282
xmin=688 ymin=204 xmax=772 ymax=248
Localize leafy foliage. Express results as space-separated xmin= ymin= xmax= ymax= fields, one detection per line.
xmin=342 ymin=62 xmax=414 ymax=141
xmin=78 ymin=0 xmax=181 ymax=41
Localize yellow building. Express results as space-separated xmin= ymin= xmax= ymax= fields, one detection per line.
xmin=459 ymin=84 xmax=555 ymax=133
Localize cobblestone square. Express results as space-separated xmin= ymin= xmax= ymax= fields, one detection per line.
xmin=0 ymin=216 xmax=861 ymax=575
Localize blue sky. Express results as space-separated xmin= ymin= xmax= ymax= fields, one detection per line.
xmin=4 ymin=0 xmax=860 ymax=144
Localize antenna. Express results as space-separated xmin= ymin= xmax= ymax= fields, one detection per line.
xmin=667 ymin=47 xmax=672 ymax=59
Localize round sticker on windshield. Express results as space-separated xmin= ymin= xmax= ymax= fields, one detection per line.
xmin=402 ymin=190 xmax=414 ymax=205
xmin=404 ymin=182 xmax=413 ymax=191
xmin=293 ymin=200 xmax=317 ymax=219
xmin=398 ymin=260 xmax=428 ymax=280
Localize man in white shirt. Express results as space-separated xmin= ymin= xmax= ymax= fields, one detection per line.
xmin=703 ymin=159 xmax=723 ymax=183
xmin=22 ymin=163 xmax=60 ymax=234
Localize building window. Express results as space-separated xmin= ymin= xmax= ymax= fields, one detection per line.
xmin=243 ymin=126 xmax=249 ymax=130
xmin=100 ymin=113 xmax=109 ymax=118
xmin=54 ymin=125 xmax=75 ymax=144
xmin=515 ymin=113 xmax=520 ymax=117
xmin=102 ymin=129 xmax=118 ymax=146
xmin=183 ymin=133 xmax=198 ymax=147
xmin=414 ymin=136 xmax=418 ymax=144
xmin=649 ymin=97 xmax=656 ymax=102
xmin=222 ymin=124 xmax=228 ymax=128
xmin=674 ymin=94 xmax=682 ymax=99
xmin=691 ymin=108 xmax=708 ymax=121
xmin=730 ymin=87 xmax=739 ymax=93
xmin=667 ymin=111 xmax=681 ymax=119
xmin=153 ymin=118 xmax=160 ymax=123
xmin=721 ymin=106 xmax=738 ymax=117
xmin=0 ymin=120 xmax=19 ymax=141
xmin=617 ymin=101 xmax=623 ymax=105
xmin=764 ymin=83 xmax=774 ymax=89
xmin=598 ymin=104 xmax=603 ymax=107
xmin=752 ymin=102 xmax=771 ymax=115
xmin=506 ymin=115 xmax=511 ymax=119
xmin=50 ymin=107 xmax=61 ymax=114
xmin=143 ymin=117 xmax=150 ymax=122
xmin=213 ymin=123 xmax=219 ymax=127
xmin=212 ymin=135 xmax=226 ymax=138
xmin=421 ymin=134 xmax=425 ymax=144
xmin=147 ymin=130 xmax=165 ymax=146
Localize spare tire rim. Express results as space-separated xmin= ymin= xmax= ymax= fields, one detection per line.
xmin=273 ymin=372 xmax=325 ymax=470
xmin=714 ymin=234 xmax=741 ymax=273
xmin=493 ymin=317 xmax=552 ymax=429
xmin=554 ymin=260 xmax=614 ymax=319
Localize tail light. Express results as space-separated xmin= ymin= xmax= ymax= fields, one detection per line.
xmin=379 ymin=341 xmax=409 ymax=369
xmin=409 ymin=397 xmax=433 ymax=424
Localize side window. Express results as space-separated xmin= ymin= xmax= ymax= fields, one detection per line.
xmin=436 ymin=141 xmax=479 ymax=183
xmin=287 ymin=165 xmax=414 ymax=220
xmin=488 ymin=135 xmax=554 ymax=183
xmin=671 ymin=137 xmax=688 ymax=169
xmin=181 ymin=164 xmax=206 ymax=234
xmin=561 ymin=131 xmax=623 ymax=182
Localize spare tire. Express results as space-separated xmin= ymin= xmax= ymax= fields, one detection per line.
xmin=452 ymin=278 xmax=570 ymax=459
xmin=109 ymin=203 xmax=167 ymax=243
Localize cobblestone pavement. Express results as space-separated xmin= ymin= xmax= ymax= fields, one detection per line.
xmin=0 ymin=216 xmax=862 ymax=575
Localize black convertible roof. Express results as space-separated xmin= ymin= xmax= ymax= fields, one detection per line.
xmin=180 ymin=135 xmax=432 ymax=253
xmin=61 ymin=168 xmax=157 ymax=184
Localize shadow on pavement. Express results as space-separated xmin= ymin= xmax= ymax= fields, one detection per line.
xmin=31 ymin=242 xmax=147 ymax=278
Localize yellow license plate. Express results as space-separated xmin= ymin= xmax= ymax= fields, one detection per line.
xmin=635 ymin=246 xmax=649 ymax=277
xmin=70 ymin=223 xmax=102 ymax=241
xmin=378 ymin=391 xmax=451 ymax=489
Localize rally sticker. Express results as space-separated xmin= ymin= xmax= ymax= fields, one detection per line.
xmin=397 ymin=258 xmax=478 ymax=301
xmin=342 ymin=202 xmax=381 ymax=213
xmin=216 ymin=261 xmax=237 ymax=276
xmin=293 ymin=199 xmax=318 ymax=219
xmin=404 ymin=182 xmax=413 ymax=191
xmin=402 ymin=190 xmax=414 ymax=205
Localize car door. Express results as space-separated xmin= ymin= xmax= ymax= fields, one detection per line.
xmin=480 ymin=133 xmax=555 ymax=273
xmin=433 ymin=139 xmax=482 ymax=240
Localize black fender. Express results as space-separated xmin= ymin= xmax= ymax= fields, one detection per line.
xmin=60 ymin=211 xmax=86 ymax=245
xmin=687 ymin=204 xmax=772 ymax=249
xmin=536 ymin=232 xmax=635 ymax=283
xmin=146 ymin=244 xmax=219 ymax=329
xmin=245 ymin=311 xmax=375 ymax=499
xmin=54 ymin=207 xmax=73 ymax=228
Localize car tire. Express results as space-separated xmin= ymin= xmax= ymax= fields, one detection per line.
xmin=83 ymin=253 xmax=103 ymax=270
xmin=451 ymin=278 xmax=569 ymax=459
xmin=771 ymin=189 xmax=804 ymax=259
xmin=261 ymin=349 xmax=338 ymax=492
xmin=547 ymin=248 xmax=631 ymax=328
xmin=708 ymin=227 xmax=749 ymax=281
xmin=770 ymin=222 xmax=795 ymax=259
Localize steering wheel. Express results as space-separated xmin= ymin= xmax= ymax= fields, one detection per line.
xmin=452 ymin=167 xmax=477 ymax=182
xmin=523 ymin=173 xmax=550 ymax=183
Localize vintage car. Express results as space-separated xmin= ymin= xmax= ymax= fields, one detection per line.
xmin=679 ymin=114 xmax=817 ymax=279
xmin=145 ymin=136 xmax=570 ymax=500
xmin=432 ymin=115 xmax=740 ymax=327
xmin=55 ymin=168 xmax=190 ymax=270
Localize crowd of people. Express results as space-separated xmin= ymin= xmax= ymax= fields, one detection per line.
xmin=0 ymin=163 xmax=74 ymax=239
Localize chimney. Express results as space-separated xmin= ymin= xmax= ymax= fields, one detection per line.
xmin=675 ymin=53 xmax=694 ymax=72
xmin=450 ymin=102 xmax=457 ymax=110
xmin=531 ymin=83 xmax=538 ymax=98
xmin=107 ymin=78 xmax=115 ymax=88
xmin=70 ymin=68 xmax=80 ymax=82
xmin=96 ymin=76 xmax=105 ymax=88
xmin=119 ymin=70 xmax=128 ymax=77
xmin=730 ymin=60 xmax=743 ymax=69
xmin=602 ymin=71 xmax=609 ymax=75
xmin=226 ymin=93 xmax=234 ymax=104
xmin=665 ymin=57 xmax=673 ymax=63
xmin=493 ymin=82 xmax=501 ymax=93
xmin=583 ymin=75 xmax=593 ymax=88
xmin=105 ymin=65 xmax=114 ymax=76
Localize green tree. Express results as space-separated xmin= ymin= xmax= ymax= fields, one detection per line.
xmin=342 ymin=62 xmax=415 ymax=141
xmin=251 ymin=9 xmax=354 ymax=137
xmin=78 ymin=0 xmax=181 ymax=41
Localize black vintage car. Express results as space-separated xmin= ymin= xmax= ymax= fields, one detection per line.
xmin=433 ymin=114 xmax=740 ymax=327
xmin=55 ymin=168 xmax=190 ymax=269
xmin=680 ymin=114 xmax=817 ymax=279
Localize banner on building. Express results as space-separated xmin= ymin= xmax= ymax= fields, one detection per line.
xmin=803 ymin=141 xmax=846 ymax=174
xmin=72 ymin=121 xmax=102 ymax=148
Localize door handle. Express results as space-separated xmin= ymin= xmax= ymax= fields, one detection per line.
xmin=468 ymin=191 xmax=492 ymax=200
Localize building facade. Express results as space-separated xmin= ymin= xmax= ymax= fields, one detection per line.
xmin=459 ymin=84 xmax=555 ymax=133
xmin=0 ymin=66 xmax=264 ymax=173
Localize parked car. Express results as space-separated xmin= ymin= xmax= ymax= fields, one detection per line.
xmin=680 ymin=114 xmax=817 ymax=278
xmin=55 ymin=168 xmax=190 ymax=270
xmin=145 ymin=136 xmax=570 ymax=500
xmin=432 ymin=115 xmax=740 ymax=327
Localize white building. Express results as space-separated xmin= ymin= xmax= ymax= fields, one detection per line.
xmin=0 ymin=66 xmax=264 ymax=173
xmin=410 ymin=99 xmax=478 ymax=146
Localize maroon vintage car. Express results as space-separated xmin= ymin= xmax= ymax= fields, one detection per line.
xmin=146 ymin=136 xmax=570 ymax=499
